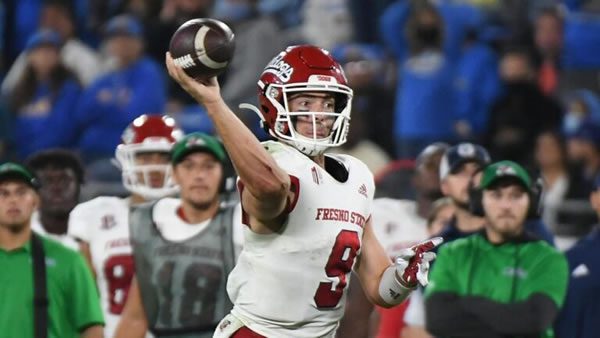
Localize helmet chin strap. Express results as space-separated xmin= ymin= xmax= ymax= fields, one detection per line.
xmin=291 ymin=133 xmax=332 ymax=157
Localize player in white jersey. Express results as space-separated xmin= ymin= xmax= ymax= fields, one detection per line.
xmin=68 ymin=115 xmax=184 ymax=337
xmin=26 ymin=149 xmax=85 ymax=251
xmin=167 ymin=45 xmax=442 ymax=338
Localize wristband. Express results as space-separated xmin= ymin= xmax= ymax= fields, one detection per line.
xmin=378 ymin=266 xmax=414 ymax=306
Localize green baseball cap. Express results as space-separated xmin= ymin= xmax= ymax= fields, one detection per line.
xmin=480 ymin=161 xmax=532 ymax=191
xmin=0 ymin=162 xmax=39 ymax=189
xmin=171 ymin=132 xmax=226 ymax=164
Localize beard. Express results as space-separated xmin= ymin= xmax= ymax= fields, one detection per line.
xmin=187 ymin=197 xmax=219 ymax=212
xmin=487 ymin=214 xmax=524 ymax=239
xmin=2 ymin=222 xmax=27 ymax=234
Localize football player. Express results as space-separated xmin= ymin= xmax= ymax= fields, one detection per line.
xmin=114 ymin=132 xmax=242 ymax=338
xmin=68 ymin=114 xmax=183 ymax=337
xmin=166 ymin=45 xmax=442 ymax=338
xmin=26 ymin=149 xmax=85 ymax=250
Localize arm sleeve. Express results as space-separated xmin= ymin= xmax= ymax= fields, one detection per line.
xmin=459 ymin=294 xmax=559 ymax=335
xmin=425 ymin=292 xmax=504 ymax=338
xmin=67 ymin=253 xmax=104 ymax=330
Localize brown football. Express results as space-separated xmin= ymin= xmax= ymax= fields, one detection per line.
xmin=169 ymin=18 xmax=235 ymax=80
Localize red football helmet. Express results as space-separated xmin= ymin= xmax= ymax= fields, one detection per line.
xmin=115 ymin=115 xmax=184 ymax=199
xmin=246 ymin=45 xmax=353 ymax=156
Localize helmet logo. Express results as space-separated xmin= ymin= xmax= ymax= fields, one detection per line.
xmin=268 ymin=87 xmax=279 ymax=98
xmin=263 ymin=53 xmax=294 ymax=82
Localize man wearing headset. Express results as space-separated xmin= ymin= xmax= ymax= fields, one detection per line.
xmin=425 ymin=161 xmax=568 ymax=338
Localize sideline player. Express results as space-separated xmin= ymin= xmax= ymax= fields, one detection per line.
xmin=115 ymin=132 xmax=242 ymax=337
xmin=166 ymin=45 xmax=442 ymax=337
xmin=68 ymin=115 xmax=183 ymax=337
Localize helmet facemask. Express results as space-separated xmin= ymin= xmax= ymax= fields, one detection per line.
xmin=115 ymin=139 xmax=178 ymax=200
xmin=264 ymin=81 xmax=353 ymax=157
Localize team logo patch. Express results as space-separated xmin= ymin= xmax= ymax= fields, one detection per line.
xmin=187 ymin=137 xmax=206 ymax=147
xmin=358 ymin=184 xmax=368 ymax=198
xmin=572 ymin=264 xmax=589 ymax=277
xmin=496 ymin=165 xmax=516 ymax=176
xmin=263 ymin=53 xmax=294 ymax=82
xmin=219 ymin=319 xmax=231 ymax=330
xmin=457 ymin=143 xmax=476 ymax=157
xmin=311 ymin=166 xmax=322 ymax=185
xmin=101 ymin=215 xmax=117 ymax=230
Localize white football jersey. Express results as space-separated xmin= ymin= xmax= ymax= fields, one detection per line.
xmin=31 ymin=211 xmax=79 ymax=251
xmin=370 ymin=198 xmax=428 ymax=257
xmin=226 ymin=141 xmax=375 ymax=338
xmin=68 ymin=196 xmax=134 ymax=338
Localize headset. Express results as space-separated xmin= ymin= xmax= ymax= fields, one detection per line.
xmin=468 ymin=166 xmax=544 ymax=220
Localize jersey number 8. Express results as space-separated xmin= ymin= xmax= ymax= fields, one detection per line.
xmin=104 ymin=254 xmax=136 ymax=314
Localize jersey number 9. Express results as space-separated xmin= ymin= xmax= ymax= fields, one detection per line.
xmin=314 ymin=230 xmax=360 ymax=308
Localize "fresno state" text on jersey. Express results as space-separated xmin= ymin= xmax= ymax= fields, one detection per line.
xmin=315 ymin=208 xmax=367 ymax=227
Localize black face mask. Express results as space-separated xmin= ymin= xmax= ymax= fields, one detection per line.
xmin=415 ymin=25 xmax=441 ymax=45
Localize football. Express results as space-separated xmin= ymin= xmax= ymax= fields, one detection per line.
xmin=169 ymin=18 xmax=235 ymax=80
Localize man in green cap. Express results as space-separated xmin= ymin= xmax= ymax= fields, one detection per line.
xmin=115 ymin=132 xmax=242 ymax=338
xmin=0 ymin=162 xmax=104 ymax=338
xmin=424 ymin=160 xmax=568 ymax=338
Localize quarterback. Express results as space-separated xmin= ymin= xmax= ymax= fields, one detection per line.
xmin=167 ymin=45 xmax=441 ymax=338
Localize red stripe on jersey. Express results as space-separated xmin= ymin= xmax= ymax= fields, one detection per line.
xmin=237 ymin=175 xmax=300 ymax=227
xmin=237 ymin=181 xmax=251 ymax=227
xmin=231 ymin=326 xmax=266 ymax=338
xmin=285 ymin=174 xmax=300 ymax=213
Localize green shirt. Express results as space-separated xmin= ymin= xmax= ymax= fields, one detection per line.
xmin=0 ymin=235 xmax=104 ymax=338
xmin=425 ymin=233 xmax=568 ymax=338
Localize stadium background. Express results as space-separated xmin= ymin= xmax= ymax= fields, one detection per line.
xmin=1 ymin=0 xmax=599 ymax=252
xmin=2 ymin=1 xmax=600 ymax=337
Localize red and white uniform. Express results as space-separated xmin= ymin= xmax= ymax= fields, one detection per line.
xmin=68 ymin=196 xmax=134 ymax=338
xmin=225 ymin=141 xmax=374 ymax=338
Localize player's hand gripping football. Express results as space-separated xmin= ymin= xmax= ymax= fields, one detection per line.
xmin=395 ymin=237 xmax=443 ymax=288
xmin=165 ymin=52 xmax=222 ymax=107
